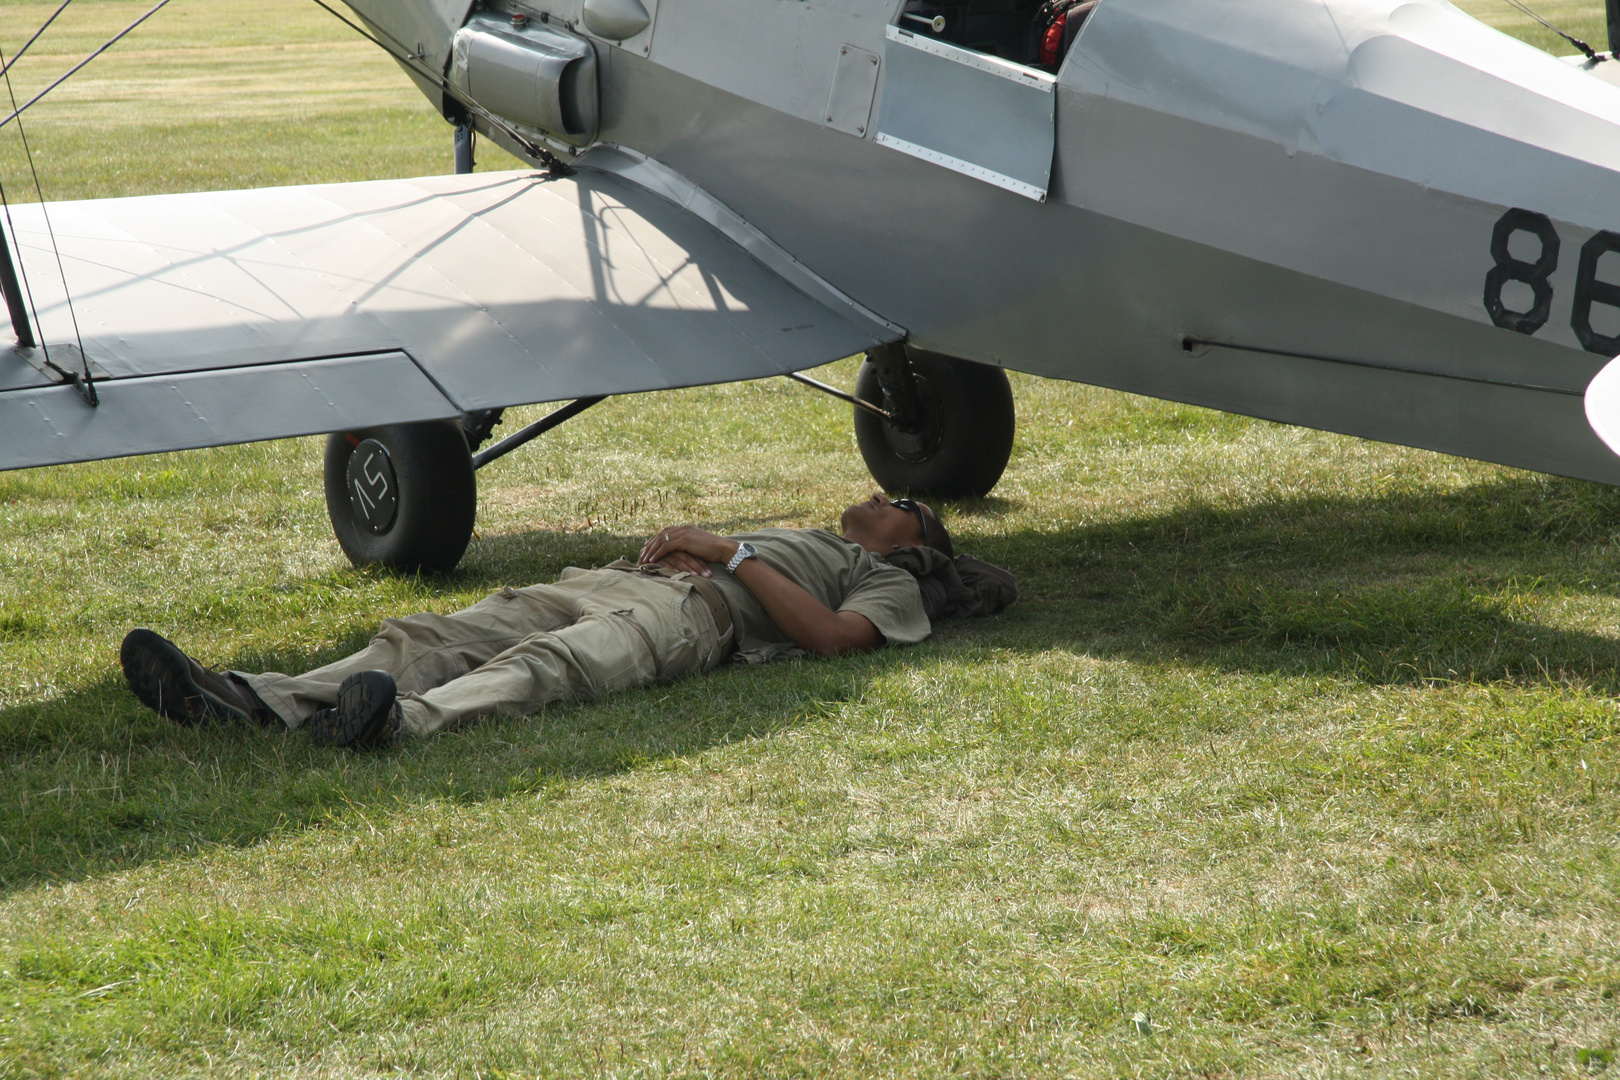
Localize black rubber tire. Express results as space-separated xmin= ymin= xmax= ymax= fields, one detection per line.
xmin=323 ymin=420 xmax=477 ymax=573
xmin=853 ymin=350 xmax=1015 ymax=497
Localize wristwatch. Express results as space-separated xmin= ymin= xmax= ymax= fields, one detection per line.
xmin=725 ymin=541 xmax=757 ymax=572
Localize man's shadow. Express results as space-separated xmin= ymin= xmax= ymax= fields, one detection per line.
xmin=5 ymin=473 xmax=1620 ymax=895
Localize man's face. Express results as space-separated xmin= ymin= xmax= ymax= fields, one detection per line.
xmin=841 ymin=492 xmax=933 ymax=549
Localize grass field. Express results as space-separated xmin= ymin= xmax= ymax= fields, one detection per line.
xmin=4 ymin=1 xmax=1620 ymax=1076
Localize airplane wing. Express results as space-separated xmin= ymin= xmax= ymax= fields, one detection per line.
xmin=0 ymin=147 xmax=900 ymax=471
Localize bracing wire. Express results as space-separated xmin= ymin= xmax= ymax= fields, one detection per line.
xmin=0 ymin=0 xmax=173 ymax=135
xmin=304 ymin=0 xmax=568 ymax=173
xmin=0 ymin=45 xmax=94 ymax=403
xmin=0 ymin=0 xmax=179 ymax=403
xmin=0 ymin=0 xmax=73 ymax=81
xmin=1501 ymin=0 xmax=1601 ymax=60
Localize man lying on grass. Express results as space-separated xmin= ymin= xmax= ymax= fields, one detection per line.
xmin=120 ymin=493 xmax=1016 ymax=749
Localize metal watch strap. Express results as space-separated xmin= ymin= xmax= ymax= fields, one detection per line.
xmin=725 ymin=541 xmax=756 ymax=572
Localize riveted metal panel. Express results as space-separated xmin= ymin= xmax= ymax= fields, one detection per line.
xmin=824 ymin=44 xmax=881 ymax=137
xmin=643 ymin=0 xmax=892 ymax=128
xmin=874 ymin=25 xmax=1055 ymax=200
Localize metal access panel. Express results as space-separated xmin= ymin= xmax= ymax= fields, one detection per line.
xmin=874 ymin=25 xmax=1055 ymax=201
xmin=825 ymin=44 xmax=881 ymax=137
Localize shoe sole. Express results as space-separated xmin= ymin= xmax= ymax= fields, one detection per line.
xmin=310 ymin=671 xmax=398 ymax=748
xmin=120 ymin=628 xmax=246 ymax=727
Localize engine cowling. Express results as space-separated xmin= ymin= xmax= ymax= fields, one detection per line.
xmin=449 ymin=13 xmax=599 ymax=151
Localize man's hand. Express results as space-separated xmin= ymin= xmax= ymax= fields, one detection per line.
xmin=639 ymin=525 xmax=739 ymax=577
xmin=640 ymin=523 xmax=880 ymax=656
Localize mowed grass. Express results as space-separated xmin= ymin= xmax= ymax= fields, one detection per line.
xmin=0 ymin=0 xmax=524 ymax=199
xmin=1454 ymin=0 xmax=1612 ymax=54
xmin=5 ymin=1 xmax=1620 ymax=1077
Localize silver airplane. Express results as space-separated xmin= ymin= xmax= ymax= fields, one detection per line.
xmin=4 ymin=0 xmax=1620 ymax=571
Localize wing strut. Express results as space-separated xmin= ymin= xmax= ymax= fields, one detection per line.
xmin=0 ymin=217 xmax=33 ymax=348
xmin=472 ymin=397 xmax=606 ymax=470
xmin=786 ymin=371 xmax=896 ymax=421
xmin=0 ymin=40 xmax=95 ymax=404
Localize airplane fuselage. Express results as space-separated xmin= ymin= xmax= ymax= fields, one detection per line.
xmin=355 ymin=0 xmax=1620 ymax=484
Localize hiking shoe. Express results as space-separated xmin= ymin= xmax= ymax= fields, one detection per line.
xmin=121 ymin=628 xmax=272 ymax=728
xmin=309 ymin=670 xmax=402 ymax=749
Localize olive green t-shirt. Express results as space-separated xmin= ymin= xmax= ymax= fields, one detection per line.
xmin=706 ymin=528 xmax=930 ymax=663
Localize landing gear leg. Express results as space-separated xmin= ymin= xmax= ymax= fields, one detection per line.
xmin=853 ymin=345 xmax=1015 ymax=497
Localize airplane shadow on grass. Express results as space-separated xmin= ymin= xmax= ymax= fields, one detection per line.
xmin=5 ymin=472 xmax=1620 ymax=894
xmin=973 ymin=470 xmax=1620 ymax=692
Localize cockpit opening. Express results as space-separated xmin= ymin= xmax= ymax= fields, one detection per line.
xmin=896 ymin=0 xmax=1098 ymax=72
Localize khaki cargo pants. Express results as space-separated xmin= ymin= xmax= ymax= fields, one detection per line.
xmin=239 ymin=567 xmax=732 ymax=738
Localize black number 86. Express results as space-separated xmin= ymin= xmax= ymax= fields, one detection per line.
xmin=1484 ymin=206 xmax=1620 ymax=356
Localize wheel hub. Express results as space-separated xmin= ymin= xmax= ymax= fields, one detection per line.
xmin=880 ymin=374 xmax=943 ymax=462
xmin=345 ymin=438 xmax=399 ymax=534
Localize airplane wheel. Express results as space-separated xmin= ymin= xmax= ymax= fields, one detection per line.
xmin=853 ymin=350 xmax=1015 ymax=497
xmin=323 ymin=420 xmax=477 ymax=573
